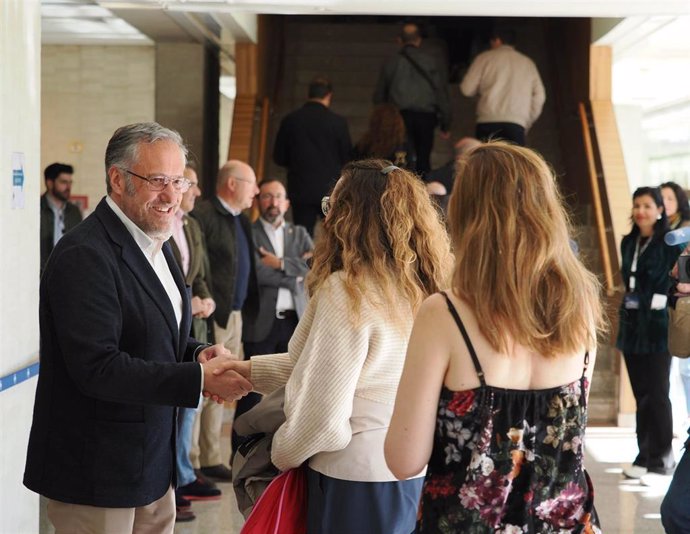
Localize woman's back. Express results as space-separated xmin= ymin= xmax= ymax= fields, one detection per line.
xmin=416 ymin=292 xmax=600 ymax=534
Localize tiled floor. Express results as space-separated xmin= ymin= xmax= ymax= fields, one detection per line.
xmin=173 ymin=411 xmax=685 ymax=534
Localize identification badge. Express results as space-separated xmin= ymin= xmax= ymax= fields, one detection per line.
xmin=624 ymin=293 xmax=640 ymax=310
xmin=651 ymin=293 xmax=668 ymax=310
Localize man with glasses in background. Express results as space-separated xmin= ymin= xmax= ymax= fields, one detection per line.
xmin=191 ymin=160 xmax=260 ymax=479
xmin=235 ymin=179 xmax=314 ymax=450
xmin=24 ymin=122 xmax=252 ymax=533
xmin=40 ymin=162 xmax=83 ymax=273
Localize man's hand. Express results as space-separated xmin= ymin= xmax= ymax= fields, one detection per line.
xmin=202 ymin=357 xmax=253 ymax=403
xmin=191 ymin=296 xmax=205 ymax=317
xmin=197 ymin=344 xmax=240 ymax=363
xmin=201 ymin=298 xmax=216 ymax=317
xmin=192 ymin=297 xmax=216 ymax=318
xmin=258 ymin=247 xmax=282 ymax=270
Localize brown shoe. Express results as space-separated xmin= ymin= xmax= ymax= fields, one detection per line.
xmin=175 ymin=508 xmax=196 ymax=522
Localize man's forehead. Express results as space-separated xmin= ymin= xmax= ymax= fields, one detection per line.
xmin=55 ymin=173 xmax=73 ymax=181
xmin=260 ymin=182 xmax=286 ymax=195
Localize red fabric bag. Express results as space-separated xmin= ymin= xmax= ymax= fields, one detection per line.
xmin=240 ymin=466 xmax=307 ymax=534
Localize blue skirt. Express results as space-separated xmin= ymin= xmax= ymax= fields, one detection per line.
xmin=306 ymin=467 xmax=423 ymax=534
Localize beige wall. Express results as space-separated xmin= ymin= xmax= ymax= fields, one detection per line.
xmin=41 ymin=45 xmax=155 ymax=214
xmin=0 ymin=1 xmax=41 ymax=531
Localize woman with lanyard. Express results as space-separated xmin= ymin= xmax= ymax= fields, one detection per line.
xmin=618 ymin=186 xmax=681 ymax=482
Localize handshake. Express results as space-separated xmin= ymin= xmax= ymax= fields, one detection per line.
xmin=198 ymin=345 xmax=253 ymax=403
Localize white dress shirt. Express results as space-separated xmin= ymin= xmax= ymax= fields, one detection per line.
xmin=259 ymin=217 xmax=295 ymax=313
xmin=106 ymin=196 xmax=183 ymax=327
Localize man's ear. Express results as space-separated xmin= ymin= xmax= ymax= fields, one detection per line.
xmin=284 ymin=199 xmax=291 ymax=212
xmin=108 ymin=166 xmax=126 ymax=195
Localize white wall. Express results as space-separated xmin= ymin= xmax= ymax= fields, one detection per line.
xmin=41 ymin=45 xmax=155 ymax=213
xmin=0 ymin=1 xmax=42 ymax=532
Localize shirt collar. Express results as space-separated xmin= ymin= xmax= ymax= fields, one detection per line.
xmin=216 ymin=195 xmax=241 ymax=216
xmin=106 ymin=195 xmax=163 ymax=259
xmin=45 ymin=194 xmax=65 ymax=213
xmin=259 ymin=217 xmax=284 ymax=233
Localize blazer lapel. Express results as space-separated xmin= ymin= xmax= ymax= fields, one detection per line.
xmin=254 ymin=221 xmax=276 ymax=254
xmin=96 ymin=199 xmax=182 ymax=348
xmin=163 ymin=242 xmax=191 ymax=361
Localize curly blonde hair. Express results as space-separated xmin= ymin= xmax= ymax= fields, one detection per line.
xmin=448 ymin=142 xmax=605 ymax=355
xmin=307 ymin=159 xmax=452 ymax=322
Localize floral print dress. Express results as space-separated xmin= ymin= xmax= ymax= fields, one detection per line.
xmin=417 ymin=294 xmax=601 ymax=534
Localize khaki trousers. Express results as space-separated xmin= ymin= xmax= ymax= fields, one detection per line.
xmin=46 ymin=486 xmax=175 ymax=534
xmin=190 ymin=310 xmax=243 ymax=468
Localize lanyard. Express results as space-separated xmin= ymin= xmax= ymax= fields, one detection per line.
xmin=629 ymin=235 xmax=651 ymax=291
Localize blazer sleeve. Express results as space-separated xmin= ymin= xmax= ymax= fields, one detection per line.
xmin=282 ymin=227 xmax=314 ymax=279
xmin=45 ymin=243 xmax=202 ymax=408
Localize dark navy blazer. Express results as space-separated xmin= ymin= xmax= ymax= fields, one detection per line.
xmin=24 ymin=197 xmax=204 ymax=507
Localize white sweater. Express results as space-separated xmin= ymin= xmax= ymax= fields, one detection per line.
xmin=250 ymin=271 xmax=415 ymax=482
xmin=460 ymin=45 xmax=545 ymax=129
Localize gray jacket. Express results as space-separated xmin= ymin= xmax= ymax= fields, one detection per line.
xmin=231 ymin=387 xmax=286 ymax=519
xmin=243 ymin=220 xmax=313 ymax=344
xmin=374 ymin=44 xmax=451 ymax=131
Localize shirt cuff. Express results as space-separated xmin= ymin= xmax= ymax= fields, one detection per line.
xmin=194 ymin=343 xmax=212 ymax=393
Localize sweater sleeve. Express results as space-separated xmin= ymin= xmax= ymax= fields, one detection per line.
xmin=270 ymin=279 xmax=371 ymax=471
xmin=250 ymin=352 xmax=294 ymax=395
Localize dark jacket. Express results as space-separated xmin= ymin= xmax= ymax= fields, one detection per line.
xmin=191 ymin=197 xmax=259 ymax=332
xmin=24 ymin=197 xmax=204 ymax=508
xmin=169 ymin=214 xmax=213 ymax=342
xmin=373 ymin=45 xmax=452 ymax=131
xmin=616 ymin=233 xmax=681 ymax=354
xmin=40 ymin=193 xmax=83 ymax=273
xmin=273 ymin=101 xmax=352 ymax=206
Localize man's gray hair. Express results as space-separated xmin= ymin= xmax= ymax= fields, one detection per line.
xmin=104 ymin=122 xmax=187 ymax=193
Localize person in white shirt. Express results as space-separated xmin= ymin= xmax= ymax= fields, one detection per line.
xmin=233 ymin=179 xmax=314 ymax=450
xmin=460 ymin=28 xmax=545 ymax=146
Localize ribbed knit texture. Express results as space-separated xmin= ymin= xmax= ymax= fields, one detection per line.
xmin=250 ymin=271 xmax=412 ymax=472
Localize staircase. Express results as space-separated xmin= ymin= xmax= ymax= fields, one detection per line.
xmin=264 ymin=15 xmax=620 ymax=425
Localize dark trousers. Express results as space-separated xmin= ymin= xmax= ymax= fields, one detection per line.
xmin=476 ymin=122 xmax=526 ymax=146
xmin=231 ymin=312 xmax=299 ymax=453
xmin=661 ymin=438 xmax=690 ymax=534
xmin=623 ymin=351 xmax=675 ymax=474
xmin=292 ymin=203 xmax=322 ymax=238
xmin=306 ymin=468 xmax=423 ymax=534
xmin=662 ymin=433 xmax=690 ymax=533
xmin=400 ymin=109 xmax=437 ymax=176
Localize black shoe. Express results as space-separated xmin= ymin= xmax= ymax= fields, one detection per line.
xmin=175 ymin=492 xmax=192 ymax=511
xmin=193 ymin=470 xmax=218 ymax=488
xmin=199 ymin=464 xmax=233 ymax=481
xmin=177 ymin=477 xmax=222 ymax=501
xmin=175 ymin=508 xmax=196 ymax=522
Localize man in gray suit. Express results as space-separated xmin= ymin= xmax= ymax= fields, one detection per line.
xmin=233 ymin=179 xmax=313 ymax=450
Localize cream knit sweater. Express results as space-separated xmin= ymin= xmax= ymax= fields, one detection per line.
xmin=250 ymin=271 xmax=413 ymax=480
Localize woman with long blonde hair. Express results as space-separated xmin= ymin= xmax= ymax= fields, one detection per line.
xmin=386 ymin=142 xmax=605 ymax=533
xmin=232 ymin=159 xmax=452 ymax=533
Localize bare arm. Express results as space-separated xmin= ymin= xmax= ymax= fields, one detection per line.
xmin=385 ymin=294 xmax=450 ymax=479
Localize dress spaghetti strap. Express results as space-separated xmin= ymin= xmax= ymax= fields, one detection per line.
xmin=441 ymin=292 xmax=486 ymax=387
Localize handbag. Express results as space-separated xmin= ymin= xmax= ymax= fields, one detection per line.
xmin=669 ymin=295 xmax=690 ymax=358
xmin=240 ymin=465 xmax=307 ymax=534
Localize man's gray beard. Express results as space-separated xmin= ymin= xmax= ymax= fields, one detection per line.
xmin=147 ymin=227 xmax=173 ymax=241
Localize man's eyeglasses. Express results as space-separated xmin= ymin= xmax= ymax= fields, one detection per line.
xmin=259 ymin=193 xmax=286 ymax=202
xmin=321 ymin=196 xmax=331 ymax=217
xmin=125 ymin=169 xmax=191 ymax=193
